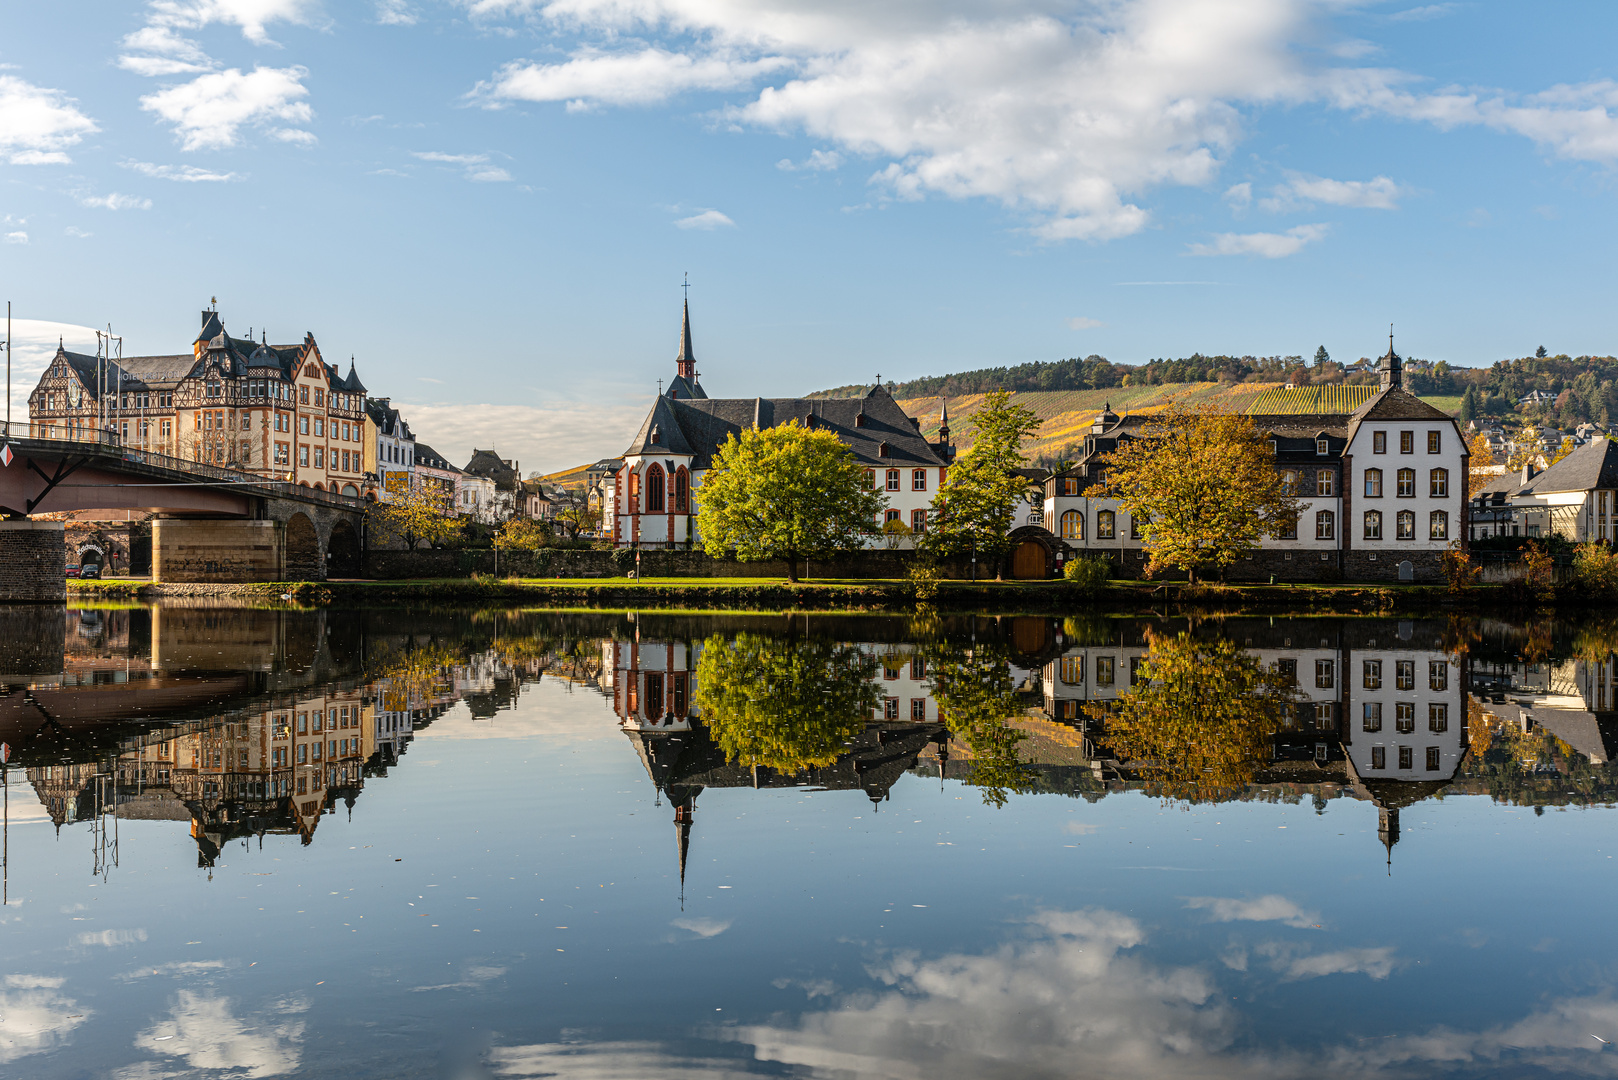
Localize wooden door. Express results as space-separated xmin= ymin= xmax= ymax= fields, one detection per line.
xmin=1012 ymin=540 xmax=1045 ymax=579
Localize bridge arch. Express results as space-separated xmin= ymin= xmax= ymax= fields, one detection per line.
xmin=327 ymin=518 xmax=361 ymax=577
xmin=285 ymin=512 xmax=323 ymax=580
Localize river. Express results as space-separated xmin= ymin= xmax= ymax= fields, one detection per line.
xmin=2 ymin=602 xmax=1615 ymax=1078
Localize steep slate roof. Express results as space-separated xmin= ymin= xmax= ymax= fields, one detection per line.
xmin=1520 ymin=437 xmax=1618 ymax=495
xmin=365 ymin=399 xmax=412 ymax=440
xmin=625 ymin=384 xmax=948 ymax=470
xmin=413 ymin=442 xmax=459 ymax=473
xmin=464 ymin=449 xmax=521 ymax=491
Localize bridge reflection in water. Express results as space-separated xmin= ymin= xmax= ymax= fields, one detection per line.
xmin=4 ymin=605 xmax=1618 ymax=889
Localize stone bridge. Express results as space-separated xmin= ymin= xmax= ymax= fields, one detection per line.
xmin=0 ymin=431 xmax=368 ymax=598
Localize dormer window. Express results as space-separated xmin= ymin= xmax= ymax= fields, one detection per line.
xmin=1316 ymin=437 xmax=1329 ymax=455
xmin=878 ymin=441 xmax=890 ymax=458
xmin=855 ymin=412 xmax=867 ymax=428
xmin=649 ymin=425 xmax=661 ymax=445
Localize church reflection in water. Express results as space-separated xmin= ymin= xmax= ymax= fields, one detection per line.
xmin=4 ymin=604 xmax=1618 ymax=887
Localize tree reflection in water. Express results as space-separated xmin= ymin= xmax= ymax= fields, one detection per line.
xmin=693 ymin=633 xmax=881 ymax=774
xmin=923 ymin=642 xmax=1038 ymax=807
xmin=1089 ymin=630 xmax=1296 ymax=804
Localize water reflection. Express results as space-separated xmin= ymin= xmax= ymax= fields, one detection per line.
xmin=6 ymin=603 xmax=1618 ymax=1077
xmin=7 ymin=605 xmax=1618 ymax=885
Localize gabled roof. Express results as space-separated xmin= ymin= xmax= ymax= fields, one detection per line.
xmin=623 ymin=384 xmax=949 ymax=470
xmin=1350 ymin=386 xmax=1453 ymax=423
xmin=463 ymin=449 xmax=520 ymax=490
xmin=667 ymin=374 xmax=705 ymax=400
xmin=1520 ymin=437 xmax=1618 ymax=496
xmin=626 ymin=393 xmax=696 ymax=456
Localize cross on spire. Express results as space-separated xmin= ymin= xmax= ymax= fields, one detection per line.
xmin=682 ymin=271 xmax=690 ymax=300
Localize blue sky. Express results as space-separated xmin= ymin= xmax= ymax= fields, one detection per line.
xmin=2 ymin=0 xmax=1616 ymax=471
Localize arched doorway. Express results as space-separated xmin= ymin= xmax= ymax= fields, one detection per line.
xmin=285 ymin=513 xmax=323 ymax=580
xmin=327 ymin=519 xmax=361 ymax=577
xmin=1012 ymin=540 xmax=1046 ymax=579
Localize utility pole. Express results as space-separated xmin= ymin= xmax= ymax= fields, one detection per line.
xmin=4 ymin=301 xmax=10 ymax=434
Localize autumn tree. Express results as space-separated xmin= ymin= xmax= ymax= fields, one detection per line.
xmin=693 ymin=633 xmax=880 ymax=774
xmin=1506 ymin=425 xmax=1546 ymax=472
xmin=1088 ymin=630 xmax=1296 ymax=803
xmin=1094 ymin=406 xmax=1301 ymax=583
xmin=494 ymin=516 xmax=552 ymax=551
xmin=696 ymin=420 xmax=885 ymax=582
xmin=1551 ymin=436 xmax=1577 ymax=465
xmin=1467 ymin=433 xmax=1496 ymax=497
xmin=923 ymin=391 xmax=1042 ymax=577
xmin=552 ymin=492 xmax=600 ymax=540
xmin=369 ymin=484 xmax=459 ymax=550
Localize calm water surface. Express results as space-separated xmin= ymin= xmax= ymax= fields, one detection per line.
xmin=2 ymin=603 xmax=1617 ymax=1079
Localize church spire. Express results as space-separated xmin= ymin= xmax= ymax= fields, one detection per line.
xmin=938 ymin=398 xmax=951 ymax=444
xmin=676 ymin=299 xmax=696 ymax=382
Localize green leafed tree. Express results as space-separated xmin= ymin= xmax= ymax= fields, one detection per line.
xmin=922 ymin=390 xmax=1042 ymax=578
xmin=922 ymin=640 xmax=1037 ymax=807
xmin=1094 ymin=405 xmax=1301 ymax=583
xmin=693 ymin=633 xmax=881 ymax=774
xmin=1313 ymin=345 xmax=1330 ymax=367
xmin=696 ymin=420 xmax=886 ymax=581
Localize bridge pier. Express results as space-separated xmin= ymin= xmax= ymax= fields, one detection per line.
xmin=152 ymin=518 xmax=287 ymax=584
xmin=0 ymin=520 xmax=66 ymax=601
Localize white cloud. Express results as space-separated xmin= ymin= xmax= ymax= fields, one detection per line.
xmin=1387 ymin=3 xmax=1458 ymax=21
xmin=488 ymin=1041 xmax=756 ymax=1079
xmin=1263 ymin=172 xmax=1403 ymax=210
xmin=79 ymin=192 xmax=154 ymax=210
xmin=478 ymin=48 xmax=792 ymax=110
xmin=398 ymin=397 xmax=651 ymax=475
xmin=0 ymin=977 xmax=88 ymax=1065
xmin=142 ymin=0 xmax=322 ymax=45
xmin=4 ymin=231 xmax=26 ymax=244
xmin=1257 ymin=942 xmax=1398 ymax=981
xmin=0 ymin=75 xmax=98 ymax=165
xmin=64 ymin=226 xmax=92 ymax=237
xmin=139 ymin=66 xmax=312 ymax=150
xmin=136 ymin=991 xmax=306 ymax=1079
xmin=117 ymin=26 xmax=218 ymax=77
xmin=459 ymin=0 xmax=1618 ymax=244
xmin=1187 ymin=223 xmax=1328 ymax=257
xmin=270 ymin=126 xmax=317 ymax=144
xmin=76 ymin=928 xmax=149 ymax=947
xmin=1223 ymin=181 xmax=1252 ymax=209
xmin=121 ymin=159 xmax=243 ymax=181
xmin=1185 ymin=895 xmax=1317 ymax=929
xmin=777 ymin=148 xmax=842 ymax=171
xmin=675 ymin=209 xmax=735 ymax=230
xmin=1065 ymin=316 xmax=1103 ymax=330
xmin=672 ymin=917 xmax=732 ymax=938
xmin=375 ymin=0 xmax=419 ymax=25
xmin=413 ymin=151 xmax=513 ymax=182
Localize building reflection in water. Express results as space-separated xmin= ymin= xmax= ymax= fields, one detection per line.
xmin=6 ymin=606 xmax=1618 ymax=894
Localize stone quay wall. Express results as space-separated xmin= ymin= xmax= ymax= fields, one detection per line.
xmin=0 ymin=520 xmax=66 ymax=601
xmin=152 ymin=519 xmax=285 ymax=584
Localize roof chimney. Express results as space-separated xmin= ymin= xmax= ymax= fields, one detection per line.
xmin=1521 ymin=463 xmax=1536 ymax=485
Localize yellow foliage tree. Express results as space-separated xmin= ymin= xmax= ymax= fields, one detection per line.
xmin=1095 ymin=406 xmax=1301 ymax=582
xmin=1088 ymin=630 xmax=1296 ymax=803
xmin=1466 ymin=432 xmax=1497 ymax=498
xmin=368 ymin=485 xmax=460 ymax=550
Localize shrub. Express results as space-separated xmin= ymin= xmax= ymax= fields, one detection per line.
xmin=908 ymin=557 xmax=942 ymax=601
xmin=1505 ymin=541 xmax=1557 ymax=606
xmin=1573 ymin=543 xmax=1618 ymax=601
xmin=1063 ymin=556 xmax=1111 ymax=596
xmin=610 ymin=547 xmax=637 ymax=575
xmin=1440 ymin=541 xmax=1480 ymax=594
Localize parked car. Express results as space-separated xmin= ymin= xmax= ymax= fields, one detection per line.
xmin=78 ymin=563 xmax=101 ymax=580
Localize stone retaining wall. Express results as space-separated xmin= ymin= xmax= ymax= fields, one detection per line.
xmin=361 ymin=547 xmax=982 ymax=580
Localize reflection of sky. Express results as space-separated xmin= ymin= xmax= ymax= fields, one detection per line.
xmin=5 ymin=675 xmax=1618 ymax=1078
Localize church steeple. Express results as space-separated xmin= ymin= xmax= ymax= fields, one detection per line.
xmin=1379 ymin=327 xmax=1403 ymax=391
xmin=676 ymin=300 xmax=696 ymax=383
xmin=938 ymin=398 xmax=951 ymax=444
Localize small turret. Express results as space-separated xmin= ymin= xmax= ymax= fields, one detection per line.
xmin=1379 ymin=329 xmax=1403 ymax=391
